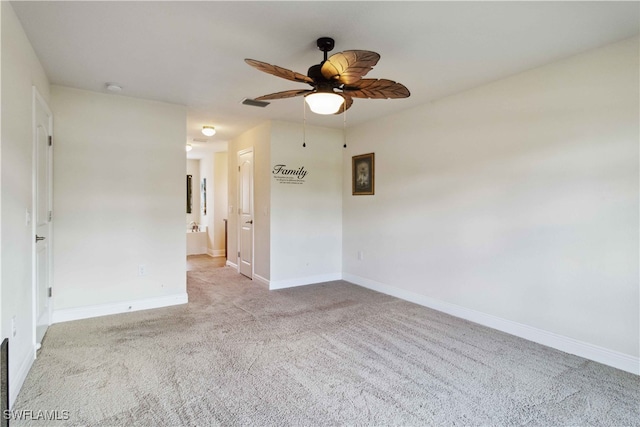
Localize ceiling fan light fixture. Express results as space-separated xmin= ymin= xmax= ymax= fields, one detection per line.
xmin=202 ymin=126 xmax=216 ymax=137
xmin=245 ymin=37 xmax=409 ymax=115
xmin=305 ymin=92 xmax=344 ymax=115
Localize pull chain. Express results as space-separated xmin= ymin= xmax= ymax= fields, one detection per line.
xmin=343 ymin=105 xmax=347 ymax=148
xmin=302 ymin=97 xmax=307 ymax=148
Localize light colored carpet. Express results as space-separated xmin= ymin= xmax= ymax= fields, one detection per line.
xmin=12 ymin=259 xmax=640 ymax=426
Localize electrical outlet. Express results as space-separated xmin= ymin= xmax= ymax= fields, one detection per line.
xmin=138 ymin=264 xmax=147 ymax=276
xmin=25 ymin=209 xmax=31 ymax=226
xmin=358 ymin=251 xmax=364 ymax=261
xmin=11 ymin=316 xmax=16 ymax=337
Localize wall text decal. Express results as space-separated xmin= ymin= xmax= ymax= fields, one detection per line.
xmin=272 ymin=164 xmax=308 ymax=185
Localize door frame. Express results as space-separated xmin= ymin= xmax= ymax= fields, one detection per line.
xmin=237 ymin=147 xmax=254 ymax=279
xmin=31 ymin=86 xmax=53 ymax=349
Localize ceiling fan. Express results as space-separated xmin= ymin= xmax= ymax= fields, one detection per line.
xmin=245 ymin=37 xmax=410 ymax=115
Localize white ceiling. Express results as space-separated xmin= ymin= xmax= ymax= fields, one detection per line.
xmin=11 ymin=1 xmax=639 ymax=157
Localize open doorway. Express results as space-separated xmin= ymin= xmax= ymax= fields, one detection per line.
xmin=185 ymin=150 xmax=228 ymax=270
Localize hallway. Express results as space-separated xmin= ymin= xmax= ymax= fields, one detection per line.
xmin=186 ymin=255 xmax=226 ymax=271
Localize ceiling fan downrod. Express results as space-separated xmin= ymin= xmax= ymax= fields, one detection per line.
xmin=316 ymin=37 xmax=335 ymax=62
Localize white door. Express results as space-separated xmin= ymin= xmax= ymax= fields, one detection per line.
xmin=33 ymin=88 xmax=52 ymax=346
xmin=238 ymin=149 xmax=254 ymax=278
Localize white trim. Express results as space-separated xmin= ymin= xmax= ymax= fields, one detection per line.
xmin=343 ymin=273 xmax=640 ymax=375
xmin=186 ymin=248 xmax=208 ymax=256
xmin=269 ymin=273 xmax=342 ymax=290
xmin=208 ymin=249 xmax=226 ymax=258
xmin=51 ymin=293 xmax=188 ymax=324
xmin=253 ymin=274 xmax=270 ymax=287
xmin=200 ymin=250 xmax=224 ymax=258
xmin=237 ymin=147 xmax=254 ymax=278
xmin=9 ymin=345 xmax=36 ymax=409
xmin=226 ymin=260 xmax=238 ymax=269
xmin=31 ymin=86 xmax=54 ymax=349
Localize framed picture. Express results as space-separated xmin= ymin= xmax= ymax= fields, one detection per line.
xmin=201 ymin=178 xmax=207 ymax=216
xmin=352 ymin=153 xmax=375 ymax=195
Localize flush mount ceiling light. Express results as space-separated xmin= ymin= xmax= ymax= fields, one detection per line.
xmin=185 ymin=144 xmax=193 ymax=152
xmin=305 ymin=90 xmax=344 ymax=115
xmin=202 ymin=126 xmax=216 ymax=137
xmin=105 ymin=83 xmax=122 ymax=93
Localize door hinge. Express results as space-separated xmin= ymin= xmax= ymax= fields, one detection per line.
xmin=238 ymin=251 xmax=240 ymax=257
xmin=48 ymin=211 xmax=52 ymax=222
xmin=48 ymin=136 xmax=52 ymax=146
xmin=48 ymin=287 xmax=52 ymax=298
xmin=238 ymin=166 xmax=240 ymax=172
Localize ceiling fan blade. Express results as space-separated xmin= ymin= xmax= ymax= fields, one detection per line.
xmin=245 ymin=59 xmax=314 ymax=85
xmin=254 ymin=89 xmax=313 ymax=101
xmin=334 ymin=94 xmax=353 ymax=114
xmin=321 ymin=50 xmax=381 ymax=85
xmin=342 ymin=79 xmax=410 ymax=99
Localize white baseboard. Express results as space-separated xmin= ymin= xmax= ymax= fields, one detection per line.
xmin=10 ymin=344 xmax=36 ymax=409
xmin=269 ymin=273 xmax=342 ymax=290
xmin=253 ymin=274 xmax=269 ymax=287
xmin=52 ymin=293 xmax=189 ymax=324
xmin=343 ymin=273 xmax=639 ymax=375
xmin=206 ymin=249 xmax=226 ymax=258
xmin=226 ymin=260 xmax=238 ymax=269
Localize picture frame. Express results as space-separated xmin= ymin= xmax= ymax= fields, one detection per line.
xmin=352 ymin=153 xmax=375 ymax=195
xmin=201 ymin=178 xmax=207 ymax=216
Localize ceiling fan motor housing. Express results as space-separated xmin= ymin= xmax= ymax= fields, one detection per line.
xmin=316 ymin=37 xmax=335 ymax=53
xmin=307 ymin=64 xmax=334 ymax=86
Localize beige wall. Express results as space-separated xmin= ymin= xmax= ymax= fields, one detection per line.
xmin=0 ymin=1 xmax=51 ymax=406
xmin=194 ymin=151 xmax=227 ymax=257
xmin=197 ymin=154 xmax=213 ymax=252
xmin=51 ymin=86 xmax=187 ymax=311
xmin=187 ymin=159 xmax=200 ymax=226
xmin=269 ymin=121 xmax=343 ymax=288
xmin=227 ymin=120 xmax=343 ymax=287
xmin=213 ymin=152 xmax=228 ymax=256
xmin=343 ymin=37 xmax=639 ymax=361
